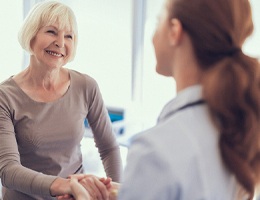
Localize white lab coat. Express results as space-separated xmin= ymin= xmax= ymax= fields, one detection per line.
xmin=119 ymin=85 xmax=242 ymax=200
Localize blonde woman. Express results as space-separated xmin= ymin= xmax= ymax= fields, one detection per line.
xmin=0 ymin=1 xmax=122 ymax=199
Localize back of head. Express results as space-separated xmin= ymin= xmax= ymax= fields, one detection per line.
xmin=18 ymin=0 xmax=78 ymax=61
xmin=168 ymin=0 xmax=253 ymax=66
xmin=167 ymin=0 xmax=260 ymax=198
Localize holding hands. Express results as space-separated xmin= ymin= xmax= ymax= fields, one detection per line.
xmin=57 ymin=174 xmax=119 ymax=200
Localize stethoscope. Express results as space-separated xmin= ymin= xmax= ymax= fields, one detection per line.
xmin=162 ymin=100 xmax=206 ymax=121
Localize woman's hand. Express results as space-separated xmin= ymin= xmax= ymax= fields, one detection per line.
xmin=56 ymin=174 xmax=112 ymax=200
xmin=69 ymin=175 xmax=91 ymax=200
xmin=108 ymin=182 xmax=120 ymax=200
xmin=98 ymin=178 xmax=120 ymax=200
xmin=50 ymin=177 xmax=72 ymax=197
xmin=78 ymin=175 xmax=110 ymax=200
xmin=53 ymin=174 xmax=86 ymax=200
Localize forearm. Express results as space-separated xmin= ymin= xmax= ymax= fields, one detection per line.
xmin=102 ymin=146 xmax=123 ymax=182
xmin=1 ymin=162 xmax=56 ymax=196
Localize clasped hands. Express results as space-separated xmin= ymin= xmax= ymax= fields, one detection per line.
xmin=57 ymin=174 xmax=119 ymax=200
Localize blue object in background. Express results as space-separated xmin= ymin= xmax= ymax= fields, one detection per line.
xmin=84 ymin=106 xmax=125 ymax=135
xmin=109 ymin=112 xmax=124 ymax=122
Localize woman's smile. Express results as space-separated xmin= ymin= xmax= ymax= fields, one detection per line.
xmin=45 ymin=50 xmax=64 ymax=57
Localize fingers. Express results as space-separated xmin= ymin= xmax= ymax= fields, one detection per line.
xmin=79 ymin=175 xmax=109 ymax=200
xmin=99 ymin=177 xmax=112 ymax=189
xmin=67 ymin=174 xmax=110 ymax=200
xmin=70 ymin=176 xmax=90 ymax=200
xmin=56 ymin=194 xmax=74 ymax=200
xmin=68 ymin=174 xmax=86 ymax=181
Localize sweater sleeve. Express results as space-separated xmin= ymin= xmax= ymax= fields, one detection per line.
xmin=86 ymin=80 xmax=123 ymax=182
xmin=0 ymin=91 xmax=57 ymax=197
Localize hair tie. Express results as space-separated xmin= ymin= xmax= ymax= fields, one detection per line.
xmin=227 ymin=47 xmax=242 ymax=57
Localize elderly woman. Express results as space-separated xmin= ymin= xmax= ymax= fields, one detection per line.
xmin=0 ymin=1 xmax=122 ymax=199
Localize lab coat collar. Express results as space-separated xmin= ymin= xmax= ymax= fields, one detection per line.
xmin=157 ymin=85 xmax=204 ymax=123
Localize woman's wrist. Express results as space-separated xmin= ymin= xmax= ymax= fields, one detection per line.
xmin=50 ymin=177 xmax=70 ymax=197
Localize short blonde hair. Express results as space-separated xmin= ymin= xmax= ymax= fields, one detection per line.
xmin=18 ymin=0 xmax=78 ymax=61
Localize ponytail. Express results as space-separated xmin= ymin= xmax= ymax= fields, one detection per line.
xmin=167 ymin=0 xmax=259 ymax=197
xmin=203 ymin=53 xmax=260 ymax=199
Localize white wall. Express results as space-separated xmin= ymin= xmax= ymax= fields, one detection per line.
xmin=0 ymin=1 xmax=23 ymax=82
xmin=244 ymin=0 xmax=260 ymax=58
xmin=64 ymin=0 xmax=132 ymax=108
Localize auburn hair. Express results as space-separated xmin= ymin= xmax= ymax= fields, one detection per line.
xmin=168 ymin=0 xmax=260 ymax=198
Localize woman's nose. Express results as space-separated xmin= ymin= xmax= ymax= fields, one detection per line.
xmin=54 ymin=35 xmax=65 ymax=48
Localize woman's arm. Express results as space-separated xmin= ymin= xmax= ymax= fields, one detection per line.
xmin=0 ymin=94 xmax=57 ymax=196
xmin=86 ymin=80 xmax=123 ymax=182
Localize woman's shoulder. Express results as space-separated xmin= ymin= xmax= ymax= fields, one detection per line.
xmin=0 ymin=76 xmax=15 ymax=86
xmin=0 ymin=77 xmax=18 ymax=94
xmin=69 ymin=69 xmax=98 ymax=88
xmin=0 ymin=77 xmax=23 ymax=107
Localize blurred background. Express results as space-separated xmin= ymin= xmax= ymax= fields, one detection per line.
xmin=1 ymin=0 xmax=259 ymax=130
xmin=0 ymin=0 xmax=259 ymax=199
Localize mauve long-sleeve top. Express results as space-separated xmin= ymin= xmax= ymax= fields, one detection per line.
xmin=0 ymin=69 xmax=122 ymax=200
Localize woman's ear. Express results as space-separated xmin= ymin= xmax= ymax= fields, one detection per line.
xmin=168 ymin=18 xmax=183 ymax=46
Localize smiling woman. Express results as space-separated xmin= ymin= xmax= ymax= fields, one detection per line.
xmin=18 ymin=1 xmax=78 ymax=62
xmin=28 ymin=24 xmax=75 ymax=75
xmin=0 ymin=1 xmax=122 ymax=200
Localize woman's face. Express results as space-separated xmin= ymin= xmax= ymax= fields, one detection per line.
xmin=152 ymin=1 xmax=174 ymax=77
xmin=30 ymin=23 xmax=75 ymax=69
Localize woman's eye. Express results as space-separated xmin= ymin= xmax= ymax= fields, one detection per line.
xmin=47 ymin=30 xmax=56 ymax=34
xmin=66 ymin=35 xmax=73 ymax=39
